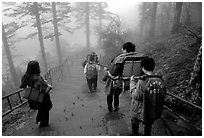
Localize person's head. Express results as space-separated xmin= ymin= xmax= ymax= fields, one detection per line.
xmin=26 ymin=60 xmax=40 ymax=75
xmin=141 ymin=57 xmax=155 ymax=73
xmin=89 ymin=54 xmax=95 ymax=62
xmin=122 ymin=42 xmax=136 ymax=53
xmin=91 ymin=52 xmax=96 ymax=55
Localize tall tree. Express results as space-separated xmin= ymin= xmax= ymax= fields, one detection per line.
xmin=139 ymin=3 xmax=147 ymax=35
xmin=2 ymin=24 xmax=19 ymax=87
xmin=148 ymin=2 xmax=158 ymax=38
xmin=73 ymin=2 xmax=108 ymax=50
xmin=139 ymin=2 xmax=152 ymax=37
xmin=52 ymin=2 xmax=62 ymax=65
xmin=98 ymin=3 xmax=102 ymax=47
xmin=33 ymin=2 xmax=48 ymax=71
xmin=3 ymin=2 xmax=72 ymax=69
xmin=90 ymin=2 xmax=108 ymax=48
xmin=171 ymin=2 xmax=183 ymax=34
xmin=184 ymin=3 xmax=191 ymax=25
xmin=162 ymin=2 xmax=174 ymax=34
xmin=73 ymin=2 xmax=90 ymax=49
xmin=85 ymin=2 xmax=90 ymax=49
xmin=3 ymin=2 xmax=50 ymax=71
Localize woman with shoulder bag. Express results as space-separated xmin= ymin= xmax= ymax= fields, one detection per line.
xmin=20 ymin=60 xmax=53 ymax=127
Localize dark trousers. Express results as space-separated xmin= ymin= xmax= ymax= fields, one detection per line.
xmin=131 ymin=117 xmax=154 ymax=136
xmin=107 ymin=87 xmax=122 ymax=111
xmin=36 ymin=94 xmax=52 ymax=126
xmin=36 ymin=109 xmax=49 ymax=126
xmin=86 ymin=77 xmax=97 ymax=92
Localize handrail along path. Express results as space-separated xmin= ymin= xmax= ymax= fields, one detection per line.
xmin=2 ymin=59 xmax=68 ymax=117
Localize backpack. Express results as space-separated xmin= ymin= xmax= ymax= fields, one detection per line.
xmin=82 ymin=60 xmax=87 ymax=68
xmin=142 ymin=75 xmax=166 ymax=122
xmin=86 ymin=63 xmax=97 ymax=79
xmin=94 ymin=55 xmax=99 ymax=63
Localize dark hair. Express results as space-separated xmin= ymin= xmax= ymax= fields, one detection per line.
xmin=122 ymin=42 xmax=135 ymax=53
xmin=25 ymin=60 xmax=40 ymax=75
xmin=91 ymin=51 xmax=96 ymax=55
xmin=141 ymin=57 xmax=155 ymax=71
xmin=89 ymin=54 xmax=95 ymax=62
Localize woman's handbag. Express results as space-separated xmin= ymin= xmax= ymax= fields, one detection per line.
xmin=23 ymin=87 xmax=45 ymax=103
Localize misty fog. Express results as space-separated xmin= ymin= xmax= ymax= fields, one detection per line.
xmin=2 ymin=2 xmax=202 ymax=136
xmin=2 ymin=2 xmax=202 ymax=89
xmin=3 ymin=2 xmax=138 ymax=66
xmin=2 ymin=2 xmax=141 ymax=84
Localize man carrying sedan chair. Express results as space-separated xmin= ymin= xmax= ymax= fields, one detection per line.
xmin=102 ymin=42 xmax=145 ymax=112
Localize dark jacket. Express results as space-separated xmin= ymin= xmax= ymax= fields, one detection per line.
xmin=130 ymin=75 xmax=166 ymax=122
xmin=20 ymin=74 xmax=52 ymax=110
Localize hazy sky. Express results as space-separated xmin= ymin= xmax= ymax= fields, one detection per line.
xmin=107 ymin=1 xmax=139 ymax=28
xmin=107 ymin=1 xmax=138 ymax=13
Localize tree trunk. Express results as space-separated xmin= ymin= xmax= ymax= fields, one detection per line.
xmin=52 ymin=2 xmax=62 ymax=65
xmin=164 ymin=3 xmax=172 ymax=33
xmin=184 ymin=3 xmax=191 ymax=25
xmin=85 ymin=2 xmax=90 ymax=50
xmin=98 ymin=2 xmax=102 ymax=48
xmin=148 ymin=2 xmax=158 ymax=38
xmin=140 ymin=3 xmax=146 ymax=36
xmin=33 ymin=2 xmax=48 ymax=71
xmin=2 ymin=24 xmax=19 ymax=87
xmin=171 ymin=2 xmax=183 ymax=34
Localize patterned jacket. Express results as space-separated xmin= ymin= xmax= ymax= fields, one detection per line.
xmin=129 ymin=75 xmax=166 ymax=122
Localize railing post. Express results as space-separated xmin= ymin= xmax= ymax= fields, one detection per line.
xmin=49 ymin=69 xmax=52 ymax=85
xmin=3 ymin=58 xmax=69 ymax=117
xmin=7 ymin=97 xmax=12 ymax=110
xmin=60 ymin=65 xmax=63 ymax=81
xmin=18 ymin=93 xmax=23 ymax=103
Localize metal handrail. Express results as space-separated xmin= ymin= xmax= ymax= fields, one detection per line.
xmin=166 ymin=92 xmax=202 ymax=111
xmin=164 ymin=92 xmax=202 ymax=132
xmin=2 ymin=58 xmax=68 ymax=117
xmin=2 ymin=89 xmax=27 ymax=117
xmin=102 ymin=66 xmax=202 ymax=131
xmin=101 ymin=64 xmax=201 ymax=109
